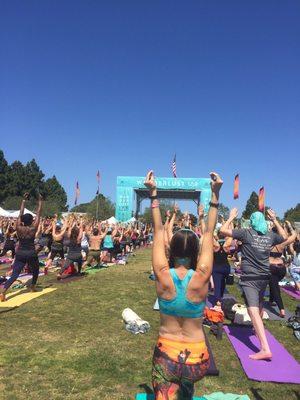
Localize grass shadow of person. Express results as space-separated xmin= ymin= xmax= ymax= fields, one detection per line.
xmin=226 ymin=324 xmax=260 ymax=354
xmin=138 ymin=383 xmax=153 ymax=395
xmin=250 ymin=387 xmax=265 ymax=400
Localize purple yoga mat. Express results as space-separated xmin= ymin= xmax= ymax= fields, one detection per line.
xmin=281 ymin=286 xmax=300 ymax=300
xmin=223 ymin=325 xmax=300 ymax=384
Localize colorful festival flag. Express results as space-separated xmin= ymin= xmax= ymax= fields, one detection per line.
xmin=74 ymin=181 xmax=80 ymax=205
xmin=233 ymin=174 xmax=240 ymax=200
xmin=96 ymin=170 xmax=100 ymax=195
xmin=172 ymin=154 xmax=177 ymax=178
xmin=258 ymin=186 xmax=265 ymax=212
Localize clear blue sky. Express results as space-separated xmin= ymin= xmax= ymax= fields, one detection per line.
xmin=1 ymin=1 xmax=299 ymax=216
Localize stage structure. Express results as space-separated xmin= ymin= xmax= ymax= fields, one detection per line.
xmin=115 ymin=176 xmax=211 ymax=222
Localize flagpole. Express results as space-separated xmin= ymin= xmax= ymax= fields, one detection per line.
xmin=96 ymin=190 xmax=99 ymax=220
xmin=96 ymin=171 xmax=100 ymax=221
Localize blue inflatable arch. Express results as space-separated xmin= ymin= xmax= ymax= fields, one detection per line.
xmin=115 ymin=176 xmax=211 ymax=222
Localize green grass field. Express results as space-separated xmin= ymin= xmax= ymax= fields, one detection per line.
xmin=0 ymin=248 xmax=299 ymax=400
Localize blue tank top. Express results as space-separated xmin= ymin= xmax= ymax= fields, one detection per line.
xmin=103 ymin=235 xmax=114 ymax=249
xmin=158 ymin=268 xmax=206 ymax=318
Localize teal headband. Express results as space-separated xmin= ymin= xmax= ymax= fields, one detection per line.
xmin=250 ymin=211 xmax=268 ymax=235
xmin=174 ymin=257 xmax=191 ymax=266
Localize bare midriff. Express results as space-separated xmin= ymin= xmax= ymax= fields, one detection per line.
xmin=269 ymin=257 xmax=284 ymax=266
xmin=159 ymin=313 xmax=205 ymax=342
xmin=89 ymin=237 xmax=102 ymax=250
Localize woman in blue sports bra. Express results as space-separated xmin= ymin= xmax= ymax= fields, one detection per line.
xmin=144 ymin=170 xmax=223 ymax=400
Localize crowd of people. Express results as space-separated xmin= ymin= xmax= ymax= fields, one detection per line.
xmin=0 ymin=175 xmax=299 ymax=399
xmin=0 ymin=193 xmax=155 ymax=301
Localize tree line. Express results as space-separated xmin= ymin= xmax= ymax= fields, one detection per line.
xmin=1 ymin=150 xmax=298 ymax=221
xmin=0 ymin=149 xmax=115 ymax=219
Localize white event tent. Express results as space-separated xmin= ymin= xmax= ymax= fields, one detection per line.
xmin=0 ymin=207 xmax=36 ymax=218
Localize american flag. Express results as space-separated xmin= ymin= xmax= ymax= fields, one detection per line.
xmin=172 ymin=154 xmax=177 ymax=178
xmin=74 ymin=181 xmax=80 ymax=205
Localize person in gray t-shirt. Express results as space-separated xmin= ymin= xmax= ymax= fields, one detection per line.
xmin=220 ymin=208 xmax=286 ymax=361
xmin=232 ymin=228 xmax=284 ymax=278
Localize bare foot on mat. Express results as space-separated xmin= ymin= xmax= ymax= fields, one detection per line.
xmin=0 ymin=292 xmax=6 ymax=302
xmin=249 ymin=351 xmax=272 ymax=361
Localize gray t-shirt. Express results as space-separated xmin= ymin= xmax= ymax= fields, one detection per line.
xmin=232 ymin=228 xmax=284 ymax=277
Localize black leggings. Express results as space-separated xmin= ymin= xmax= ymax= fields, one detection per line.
xmin=4 ymin=254 xmax=39 ymax=290
xmin=212 ymin=265 xmax=230 ymax=305
xmin=269 ymin=264 xmax=286 ymax=310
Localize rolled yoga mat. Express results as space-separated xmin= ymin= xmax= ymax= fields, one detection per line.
xmin=223 ymin=325 xmax=300 ymax=383
xmin=204 ymin=331 xmax=219 ymax=376
xmin=206 ymin=293 xmax=236 ymax=308
xmin=281 ymin=286 xmax=300 ymax=300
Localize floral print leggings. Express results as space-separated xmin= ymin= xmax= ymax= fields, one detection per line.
xmin=152 ymin=337 xmax=210 ymax=400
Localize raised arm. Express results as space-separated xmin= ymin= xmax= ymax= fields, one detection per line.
xmin=59 ymin=218 xmax=69 ymax=236
xmin=167 ymin=204 xmax=178 ymax=243
xmin=111 ymin=226 xmax=118 ymax=238
xmin=197 ymin=204 xmax=205 ymax=236
xmin=16 ymin=193 xmax=29 ymax=228
xmin=35 ymin=221 xmax=43 ymax=238
xmin=77 ymin=221 xmax=84 ymax=244
xmin=267 ymin=209 xmax=287 ymax=240
xmin=33 ymin=193 xmax=43 ymax=229
xmin=219 ymin=208 xmax=238 ymax=237
xmin=277 ymin=221 xmax=297 ymax=248
xmin=196 ymin=172 xmax=223 ymax=281
xmin=52 ymin=216 xmax=58 ymax=236
xmin=144 ymin=170 xmax=169 ymax=277
xmin=164 ymin=210 xmax=171 ymax=248
xmin=223 ymin=236 xmax=234 ymax=253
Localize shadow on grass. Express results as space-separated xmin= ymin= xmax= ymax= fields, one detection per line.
xmin=225 ymin=324 xmax=260 ymax=353
xmin=250 ymin=387 xmax=266 ymax=400
xmin=138 ymin=383 xmax=153 ymax=395
xmin=293 ymin=390 xmax=300 ymax=400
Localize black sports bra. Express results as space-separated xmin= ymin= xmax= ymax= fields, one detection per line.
xmin=270 ymin=251 xmax=282 ymax=258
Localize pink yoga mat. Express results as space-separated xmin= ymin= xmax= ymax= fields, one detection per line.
xmin=281 ymin=286 xmax=300 ymax=300
xmin=223 ymin=325 xmax=300 ymax=384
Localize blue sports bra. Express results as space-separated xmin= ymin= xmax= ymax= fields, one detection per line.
xmin=103 ymin=235 xmax=114 ymax=249
xmin=158 ymin=268 xmax=206 ymax=319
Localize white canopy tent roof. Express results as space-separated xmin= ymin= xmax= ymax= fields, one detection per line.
xmin=125 ymin=217 xmax=136 ymax=223
xmin=105 ymin=216 xmax=118 ymax=225
xmin=5 ymin=208 xmax=36 ymax=218
xmin=0 ymin=207 xmax=11 ymax=217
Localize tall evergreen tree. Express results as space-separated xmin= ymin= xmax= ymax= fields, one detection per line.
xmin=242 ymin=191 xmax=259 ymax=219
xmin=71 ymin=194 xmax=115 ymax=220
xmin=284 ymin=204 xmax=300 ymax=222
xmin=0 ymin=149 xmax=68 ymax=214
xmin=0 ymin=150 xmax=9 ymax=203
xmin=6 ymin=161 xmax=27 ymax=197
xmin=24 ymin=159 xmax=45 ymax=197
xmin=44 ymin=175 xmax=68 ymax=211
